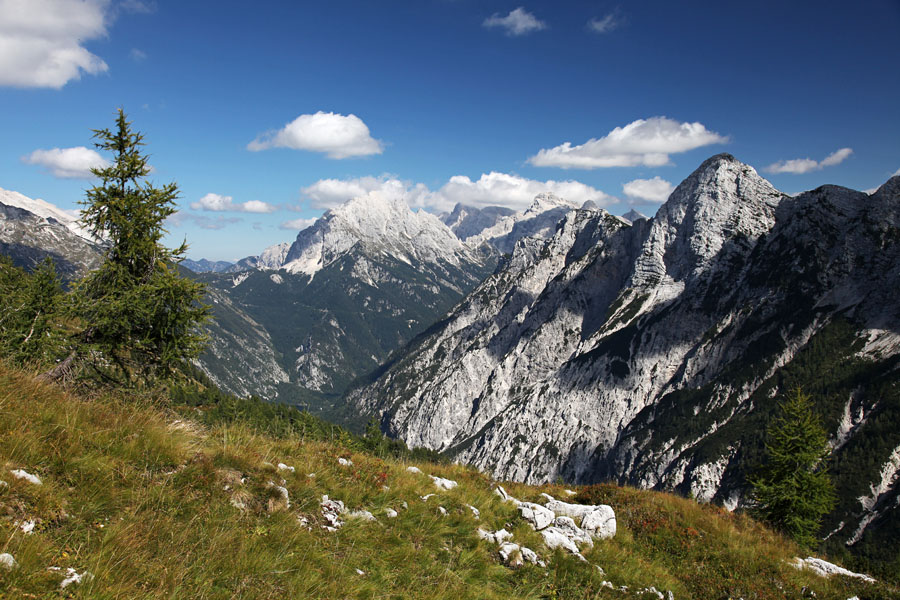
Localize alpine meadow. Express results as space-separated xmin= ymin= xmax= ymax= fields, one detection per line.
xmin=1 ymin=1 xmax=899 ymax=598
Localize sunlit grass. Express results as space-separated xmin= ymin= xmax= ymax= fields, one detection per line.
xmin=0 ymin=362 xmax=895 ymax=599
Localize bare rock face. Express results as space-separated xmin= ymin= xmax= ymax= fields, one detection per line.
xmin=351 ymin=155 xmax=900 ymax=555
xmin=0 ymin=187 xmax=102 ymax=279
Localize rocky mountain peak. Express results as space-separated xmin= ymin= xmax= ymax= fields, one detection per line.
xmin=281 ymin=192 xmax=478 ymax=277
xmin=632 ymin=154 xmax=784 ymax=295
xmin=525 ymin=193 xmax=580 ymax=216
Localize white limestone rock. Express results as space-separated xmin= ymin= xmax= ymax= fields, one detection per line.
xmin=385 ymin=508 xmax=398 ymax=518
xmin=0 ymin=553 xmax=17 ymax=570
xmin=321 ymin=495 xmax=347 ymax=531
xmin=406 ymin=466 xmax=423 ymax=474
xmin=10 ymin=469 xmax=41 ymax=485
xmin=517 ymin=501 xmax=555 ymax=530
xmin=337 ymin=457 xmax=353 ymax=467
xmin=430 ymin=475 xmax=458 ymax=490
xmin=540 ymin=527 xmax=580 ymax=554
xmin=551 ymin=516 xmax=593 ymax=548
xmin=277 ymin=463 xmax=295 ymax=473
xmin=790 ymin=557 xmax=875 ymax=583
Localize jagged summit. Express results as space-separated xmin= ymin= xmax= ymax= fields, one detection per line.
xmin=281 ymin=192 xmax=476 ymax=277
xmin=524 ymin=192 xmax=580 ymax=216
xmin=0 ymin=186 xmax=92 ymax=241
xmin=621 ymin=209 xmax=647 ymax=223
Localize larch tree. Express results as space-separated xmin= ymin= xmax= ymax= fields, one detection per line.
xmin=72 ymin=109 xmax=209 ymax=383
xmin=750 ymin=387 xmax=836 ymax=548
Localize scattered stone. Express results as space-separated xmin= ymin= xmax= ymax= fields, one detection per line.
xmin=10 ymin=469 xmax=41 ymax=485
xmin=420 ymin=493 xmax=436 ymax=501
xmin=430 ymin=475 xmax=458 ymax=490
xmin=552 ymin=516 xmax=593 ymax=548
xmin=59 ymin=567 xmax=93 ymax=589
xmin=467 ymin=504 xmax=480 ymax=518
xmin=499 ymin=542 xmax=524 ymax=567
xmin=518 ymin=502 xmax=555 ymax=530
xmin=0 ymin=480 xmax=7 ymax=489
xmin=438 ymin=506 xmax=448 ymax=515
xmin=321 ymin=495 xmax=346 ymax=531
xmin=790 ymin=557 xmax=875 ymax=583
xmin=355 ymin=568 xmax=366 ymax=576
xmin=18 ymin=519 xmax=36 ymax=534
xmin=277 ymin=463 xmax=295 ymax=473
xmin=564 ymin=489 xmax=577 ymax=496
xmin=544 ymin=498 xmax=616 ymax=539
xmin=297 ymin=515 xmax=311 ymax=530
xmin=494 ymin=485 xmax=520 ymax=504
xmin=540 ymin=527 xmax=581 ymax=554
xmin=338 ymin=457 xmax=353 ymax=467
xmin=381 ymin=485 xmax=390 ymax=492
xmin=385 ymin=508 xmax=398 ymax=518
xmin=406 ymin=466 xmax=423 ymax=474
xmin=477 ymin=528 xmax=513 ymax=545
xmin=307 ymin=473 xmax=316 ymax=478
xmin=0 ymin=553 xmax=17 ymax=570
xmin=349 ymin=510 xmax=377 ymax=522
xmin=636 ymin=586 xmax=665 ymax=599
xmin=266 ymin=482 xmax=290 ymax=511
xmin=401 ymin=501 xmax=408 ymax=510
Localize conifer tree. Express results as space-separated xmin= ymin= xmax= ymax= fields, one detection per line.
xmin=72 ymin=109 xmax=209 ymax=382
xmin=750 ymin=388 xmax=836 ymax=548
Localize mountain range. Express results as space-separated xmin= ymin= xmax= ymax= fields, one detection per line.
xmin=349 ymin=154 xmax=900 ymax=562
xmin=2 ymin=155 xmax=898 ymax=569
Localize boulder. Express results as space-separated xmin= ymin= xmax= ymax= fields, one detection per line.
xmin=430 ymin=475 xmax=458 ymax=490
xmin=518 ymin=502 xmax=555 ymax=530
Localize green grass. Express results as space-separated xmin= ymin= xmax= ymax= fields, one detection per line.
xmin=1 ymin=362 xmax=896 ymax=599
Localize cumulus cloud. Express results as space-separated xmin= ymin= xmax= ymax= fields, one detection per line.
xmin=247 ymin=111 xmax=383 ymax=159
xmin=483 ymin=7 xmax=546 ymax=36
xmin=0 ymin=0 xmax=111 ymax=88
xmin=529 ymin=117 xmax=727 ymax=169
xmin=191 ymin=193 xmax=276 ymax=213
xmin=622 ymin=176 xmax=674 ymax=204
xmin=765 ymin=147 xmax=853 ymax=174
xmin=301 ymin=172 xmax=614 ymax=214
xmin=22 ymin=146 xmax=109 ymax=178
xmin=588 ymin=13 xmax=621 ymax=33
xmin=279 ymin=217 xmax=317 ymax=231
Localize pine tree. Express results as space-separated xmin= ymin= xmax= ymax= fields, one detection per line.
xmin=72 ymin=109 xmax=209 ymax=382
xmin=750 ymin=388 xmax=836 ymax=548
xmin=0 ymin=257 xmax=64 ymax=365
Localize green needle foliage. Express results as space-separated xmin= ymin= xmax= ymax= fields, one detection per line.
xmin=0 ymin=256 xmax=65 ymax=365
xmin=72 ymin=109 xmax=209 ymax=383
xmin=751 ymin=388 xmax=836 ymax=548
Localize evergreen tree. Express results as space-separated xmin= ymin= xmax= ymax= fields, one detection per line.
xmin=750 ymin=388 xmax=836 ymax=548
xmin=0 ymin=257 xmax=64 ymax=365
xmin=72 ymin=109 xmax=209 ymax=382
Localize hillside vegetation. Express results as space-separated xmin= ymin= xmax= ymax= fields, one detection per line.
xmin=1 ymin=362 xmax=895 ymax=599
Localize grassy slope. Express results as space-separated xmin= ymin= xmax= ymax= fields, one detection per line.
xmin=0 ymin=363 xmax=896 ymax=599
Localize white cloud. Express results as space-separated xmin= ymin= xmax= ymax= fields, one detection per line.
xmin=765 ymin=147 xmax=853 ymax=174
xmin=191 ymin=193 xmax=276 ymax=213
xmin=0 ymin=0 xmax=110 ymax=88
xmin=483 ymin=7 xmax=546 ymax=36
xmin=588 ymin=13 xmax=620 ymax=33
xmin=129 ymin=48 xmax=147 ymax=61
xmin=279 ymin=217 xmax=316 ymax=231
xmin=301 ymin=172 xmax=614 ymax=214
xmin=622 ymin=176 xmax=674 ymax=204
xmin=247 ymin=111 xmax=383 ymax=159
xmin=435 ymin=172 xmax=612 ymax=212
xmin=528 ymin=117 xmax=728 ymax=169
xmin=302 ymin=176 xmax=430 ymax=210
xmin=22 ymin=146 xmax=109 ymax=178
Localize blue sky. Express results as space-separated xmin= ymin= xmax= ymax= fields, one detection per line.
xmin=1 ymin=0 xmax=898 ymax=261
